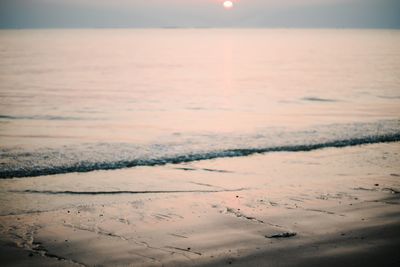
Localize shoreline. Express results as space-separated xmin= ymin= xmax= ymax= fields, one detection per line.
xmin=1 ymin=142 xmax=399 ymax=266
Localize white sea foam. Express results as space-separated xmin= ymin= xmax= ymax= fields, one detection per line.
xmin=1 ymin=120 xmax=399 ymax=178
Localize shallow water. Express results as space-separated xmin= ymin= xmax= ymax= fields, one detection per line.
xmin=0 ymin=29 xmax=399 ymax=178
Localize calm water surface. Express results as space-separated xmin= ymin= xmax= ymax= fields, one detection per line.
xmin=0 ymin=29 xmax=399 ymax=177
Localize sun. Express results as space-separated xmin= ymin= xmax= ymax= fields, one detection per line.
xmin=223 ymin=1 xmax=234 ymax=9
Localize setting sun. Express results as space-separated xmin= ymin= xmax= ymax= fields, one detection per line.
xmin=1 ymin=1 xmax=399 ymax=267
xmin=223 ymin=1 xmax=233 ymax=9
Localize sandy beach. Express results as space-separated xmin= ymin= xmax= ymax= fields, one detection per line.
xmin=1 ymin=142 xmax=399 ymax=266
xmin=1 ymin=3 xmax=400 ymax=266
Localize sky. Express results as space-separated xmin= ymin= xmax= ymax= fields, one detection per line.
xmin=0 ymin=0 xmax=399 ymax=29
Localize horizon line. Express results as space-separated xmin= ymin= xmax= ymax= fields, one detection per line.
xmin=1 ymin=26 xmax=400 ymax=30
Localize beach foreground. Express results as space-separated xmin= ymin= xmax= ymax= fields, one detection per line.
xmin=1 ymin=142 xmax=399 ymax=266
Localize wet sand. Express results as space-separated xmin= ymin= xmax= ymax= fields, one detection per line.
xmin=1 ymin=142 xmax=399 ymax=266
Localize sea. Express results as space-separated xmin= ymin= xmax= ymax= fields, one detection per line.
xmin=1 ymin=29 xmax=399 ymax=179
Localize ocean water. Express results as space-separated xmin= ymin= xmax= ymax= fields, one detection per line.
xmin=0 ymin=29 xmax=399 ymax=178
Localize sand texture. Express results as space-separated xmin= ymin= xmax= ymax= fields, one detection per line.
xmin=1 ymin=142 xmax=399 ymax=266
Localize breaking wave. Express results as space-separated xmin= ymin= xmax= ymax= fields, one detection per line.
xmin=1 ymin=120 xmax=399 ymax=179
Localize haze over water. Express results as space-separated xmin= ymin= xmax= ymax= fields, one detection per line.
xmin=0 ymin=29 xmax=400 ymax=178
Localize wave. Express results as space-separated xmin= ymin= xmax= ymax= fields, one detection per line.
xmin=10 ymin=188 xmax=246 ymax=195
xmin=301 ymin=97 xmax=338 ymax=102
xmin=0 ymin=115 xmax=92 ymax=121
xmin=1 ymin=120 xmax=399 ymax=179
